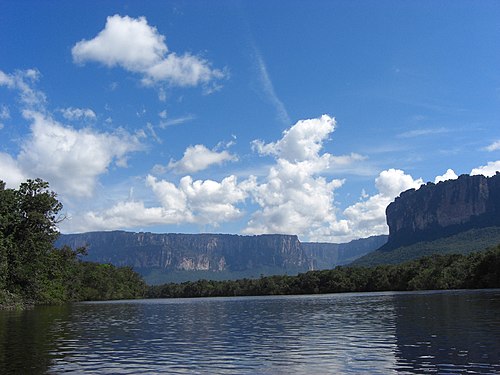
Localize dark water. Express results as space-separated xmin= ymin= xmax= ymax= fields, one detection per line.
xmin=1 ymin=290 xmax=499 ymax=374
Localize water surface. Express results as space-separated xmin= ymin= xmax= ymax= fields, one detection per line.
xmin=1 ymin=289 xmax=499 ymax=374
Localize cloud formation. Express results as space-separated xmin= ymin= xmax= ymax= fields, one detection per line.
xmin=434 ymin=168 xmax=458 ymax=183
xmin=13 ymin=111 xmax=142 ymax=198
xmin=484 ymin=140 xmax=500 ymax=152
xmin=166 ymin=144 xmax=238 ymax=174
xmin=72 ymin=15 xmax=226 ymax=89
xmin=72 ymin=174 xmax=249 ymax=232
xmin=471 ymin=161 xmax=500 ymax=177
xmin=67 ymin=114 xmax=411 ymax=241
xmin=341 ymin=169 xmax=424 ymax=241
xmin=0 ymin=69 xmax=143 ymax=198
xmin=60 ymin=107 xmax=96 ymax=121
xmin=0 ymin=69 xmax=46 ymax=109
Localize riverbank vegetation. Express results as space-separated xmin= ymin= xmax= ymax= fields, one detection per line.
xmin=0 ymin=179 xmax=146 ymax=309
xmin=147 ymin=244 xmax=500 ymax=298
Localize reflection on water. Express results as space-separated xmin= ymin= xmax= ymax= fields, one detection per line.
xmin=0 ymin=290 xmax=499 ymax=374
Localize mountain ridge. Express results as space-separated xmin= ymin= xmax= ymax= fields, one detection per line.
xmin=56 ymin=231 xmax=386 ymax=283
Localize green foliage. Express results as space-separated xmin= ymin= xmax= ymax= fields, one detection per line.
xmin=147 ymin=245 xmax=500 ymax=299
xmin=352 ymin=227 xmax=500 ymax=267
xmin=0 ymin=179 xmax=146 ymax=308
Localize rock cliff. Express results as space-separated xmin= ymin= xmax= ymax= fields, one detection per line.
xmin=383 ymin=173 xmax=500 ymax=250
xmin=302 ymin=235 xmax=388 ymax=269
xmin=56 ymin=231 xmax=385 ymax=282
xmin=56 ymin=232 xmax=307 ymax=272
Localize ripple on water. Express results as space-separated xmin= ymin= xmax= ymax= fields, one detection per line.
xmin=2 ymin=290 xmax=500 ymax=374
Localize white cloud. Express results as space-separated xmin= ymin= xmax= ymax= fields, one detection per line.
xmin=252 ymin=114 xmax=336 ymax=163
xmin=0 ymin=69 xmax=46 ymax=109
xmin=76 ymin=201 xmax=172 ymax=232
xmin=253 ymin=48 xmax=290 ymax=125
xmin=340 ymin=169 xmax=424 ymax=241
xmin=69 ymin=174 xmax=249 ymax=231
xmin=159 ymin=114 xmax=196 ymax=128
xmin=0 ymin=152 xmax=27 ymax=188
xmin=144 ymin=52 xmax=226 ymax=87
xmin=484 ymin=140 xmax=500 ymax=152
xmin=0 ymin=70 xmax=143 ymax=198
xmin=72 ymin=14 xmax=226 ymax=89
xmin=72 ymin=14 xmax=167 ymax=71
xmin=0 ymin=105 xmax=10 ymax=120
xmin=166 ymin=144 xmax=238 ymax=174
xmin=398 ymin=127 xmax=449 ymax=138
xmin=434 ymin=168 xmax=458 ymax=183
xmin=15 ymin=111 xmax=142 ymax=198
xmin=471 ymin=161 xmax=500 ymax=177
xmin=60 ymin=107 xmax=96 ymax=121
xmin=243 ymin=158 xmax=344 ymax=237
xmin=244 ymin=115 xmax=348 ymax=238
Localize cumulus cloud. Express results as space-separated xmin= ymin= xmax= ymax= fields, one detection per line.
xmin=434 ymin=168 xmax=458 ymax=183
xmin=70 ymin=174 xmax=249 ymax=231
xmin=484 ymin=140 xmax=500 ymax=152
xmin=340 ymin=169 xmax=424 ymax=241
xmin=166 ymin=144 xmax=237 ymax=174
xmin=0 ymin=69 xmax=145 ymax=201
xmin=12 ymin=111 xmax=142 ymax=198
xmin=243 ymin=158 xmax=344 ymax=236
xmin=60 ymin=107 xmax=96 ymax=121
xmin=72 ymin=15 xmax=226 ymax=89
xmin=244 ymin=115 xmax=350 ymax=237
xmin=252 ymin=115 xmax=335 ymax=163
xmin=470 ymin=161 xmax=500 ymax=177
xmin=0 ymin=153 xmax=27 ymax=188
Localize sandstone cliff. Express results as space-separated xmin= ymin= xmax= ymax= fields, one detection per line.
xmin=56 ymin=231 xmax=385 ymax=282
xmin=383 ymin=173 xmax=500 ymax=250
xmin=57 ymin=232 xmax=307 ymax=272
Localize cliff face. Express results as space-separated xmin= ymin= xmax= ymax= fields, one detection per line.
xmin=384 ymin=173 xmax=500 ymax=250
xmin=56 ymin=231 xmax=386 ymax=281
xmin=56 ymin=232 xmax=308 ymax=273
xmin=302 ymin=235 xmax=388 ymax=269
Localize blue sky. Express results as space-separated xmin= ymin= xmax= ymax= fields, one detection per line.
xmin=0 ymin=1 xmax=499 ymax=242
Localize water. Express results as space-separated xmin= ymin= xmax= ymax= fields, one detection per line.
xmin=1 ymin=289 xmax=499 ymax=374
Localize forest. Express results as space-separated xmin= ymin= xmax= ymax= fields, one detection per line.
xmin=147 ymin=245 xmax=500 ymax=298
xmin=0 ymin=179 xmax=146 ymax=309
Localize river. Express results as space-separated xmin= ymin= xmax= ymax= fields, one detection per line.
xmin=1 ymin=289 xmax=499 ymax=374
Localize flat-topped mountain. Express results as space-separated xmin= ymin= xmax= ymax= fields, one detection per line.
xmin=353 ymin=173 xmax=500 ymax=267
xmin=56 ymin=231 xmax=386 ymax=283
xmin=382 ymin=173 xmax=500 ymax=251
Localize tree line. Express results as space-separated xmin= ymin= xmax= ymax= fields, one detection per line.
xmin=147 ymin=245 xmax=500 ymax=299
xmin=0 ymin=179 xmax=146 ymax=308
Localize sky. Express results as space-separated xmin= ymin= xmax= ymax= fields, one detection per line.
xmin=0 ymin=1 xmax=499 ymax=243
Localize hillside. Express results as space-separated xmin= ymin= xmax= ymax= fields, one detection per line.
xmin=351 ymin=226 xmax=500 ymax=267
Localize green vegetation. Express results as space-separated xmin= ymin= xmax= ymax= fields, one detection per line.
xmin=0 ymin=179 xmax=146 ymax=309
xmin=352 ymin=227 xmax=500 ymax=267
xmin=141 ymin=266 xmax=307 ymax=285
xmin=147 ymin=245 xmax=500 ymax=298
